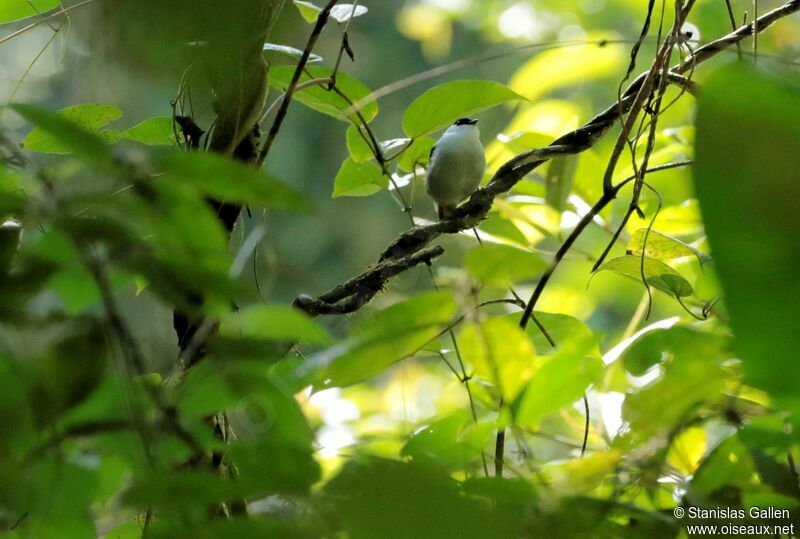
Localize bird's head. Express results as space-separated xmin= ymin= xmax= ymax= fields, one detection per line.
xmin=453 ymin=118 xmax=478 ymax=126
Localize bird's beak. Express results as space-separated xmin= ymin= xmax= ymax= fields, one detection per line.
xmin=467 ymin=119 xmax=478 ymax=125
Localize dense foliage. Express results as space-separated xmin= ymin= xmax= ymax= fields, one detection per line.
xmin=0 ymin=0 xmax=799 ymax=537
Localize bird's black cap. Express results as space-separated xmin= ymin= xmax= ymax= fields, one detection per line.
xmin=454 ymin=118 xmax=478 ymax=126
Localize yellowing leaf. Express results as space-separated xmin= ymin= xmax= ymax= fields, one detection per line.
xmin=668 ymin=426 xmax=707 ymax=475
xmin=509 ymin=37 xmax=625 ymax=101
xmin=544 ymin=450 xmax=622 ymax=496
xmin=594 ymin=255 xmax=693 ymax=297
xmin=0 ymin=0 xmax=59 ymax=24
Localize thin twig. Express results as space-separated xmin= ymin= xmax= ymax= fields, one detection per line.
xmin=258 ymin=0 xmax=339 ymax=164
xmin=0 ymin=0 xmax=97 ymax=46
xmin=724 ymin=0 xmax=743 ymax=59
xmin=293 ymin=0 xmax=797 ymax=313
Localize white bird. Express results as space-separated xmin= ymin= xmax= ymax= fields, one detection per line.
xmin=425 ymin=118 xmax=486 ymax=220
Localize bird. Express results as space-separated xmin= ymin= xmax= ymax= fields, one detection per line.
xmin=425 ymin=117 xmax=486 ymax=220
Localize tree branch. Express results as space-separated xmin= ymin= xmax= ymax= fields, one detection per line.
xmin=258 ymin=0 xmax=340 ymax=164
xmin=293 ymin=246 xmax=445 ymax=315
xmin=293 ymin=0 xmax=798 ymax=314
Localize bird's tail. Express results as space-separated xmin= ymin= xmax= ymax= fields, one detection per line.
xmin=438 ymin=205 xmax=456 ymax=220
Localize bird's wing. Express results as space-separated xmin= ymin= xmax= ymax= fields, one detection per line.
xmin=428 ymin=144 xmax=436 ymax=163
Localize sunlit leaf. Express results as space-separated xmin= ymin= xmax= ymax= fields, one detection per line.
xmin=627 ymin=200 xmax=703 ymax=237
xmin=518 ymin=311 xmax=599 ymax=356
xmin=626 ymin=228 xmax=706 ymax=264
xmin=668 ymin=426 xmax=707 ymax=476
xmin=292 ymin=0 xmax=321 ymax=22
xmin=686 ymin=434 xmax=756 ymax=505
xmin=459 ymin=317 xmax=537 ymax=402
xmin=268 ymin=66 xmax=378 ymax=122
xmin=332 ymin=157 xmax=387 ymax=197
xmin=543 ymin=450 xmax=621 ymax=496
xmin=345 ymin=124 xmax=374 ymax=162
xmin=694 ymin=64 xmax=800 ymax=417
xmin=402 ymin=80 xmax=525 ymax=138
xmin=515 ymin=336 xmax=602 ymax=426
xmin=594 ymin=255 xmax=693 ymax=297
xmin=0 ymin=0 xmax=59 ymax=24
xmin=465 ymin=243 xmax=545 ymax=286
xmin=477 ymin=211 xmax=529 ymax=247
xmin=545 ymin=155 xmax=577 ymax=212
xmin=508 ymin=37 xmax=625 ymax=101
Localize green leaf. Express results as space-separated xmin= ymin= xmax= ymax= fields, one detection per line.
xmin=268 ymin=66 xmax=378 ymax=122
xmin=0 ymin=0 xmax=59 ymax=24
xmin=21 ymin=103 xmax=121 ymax=153
xmin=292 ymin=0 xmax=321 ymax=22
xmin=13 ymin=103 xmax=114 ymax=163
xmin=620 ymin=326 xmax=728 ymax=377
xmin=459 ymin=317 xmax=537 ymax=402
xmin=518 ymin=311 xmax=600 ymax=356
xmin=262 ymin=42 xmax=323 ymax=63
xmin=543 ymin=450 xmax=622 ymax=497
xmin=623 ymin=352 xmax=725 ymax=438
xmin=694 ymin=64 xmax=800 ymax=417
xmin=402 ymin=80 xmax=525 ymax=138
xmin=477 ymin=212 xmax=528 ymax=247
xmin=345 ymin=124 xmax=373 ymax=162
xmin=344 ymin=126 xmax=408 ymax=164
xmin=545 ymin=155 xmax=577 ymax=212
xmin=515 ymin=336 xmax=603 ymax=426
xmin=156 ymin=151 xmax=310 ymax=211
xmin=304 ymin=291 xmax=457 ymax=388
xmin=332 ymin=157 xmax=387 ymax=198
xmin=220 ymin=304 xmax=331 ymax=345
xmin=324 ymin=459 xmax=517 ymax=539
xmin=118 ymin=116 xmax=175 ymax=146
xmin=626 ymin=228 xmax=705 ymax=264
xmin=594 ymin=255 xmax=693 ymax=297
xmin=686 ymin=435 xmax=755 ymax=505
xmin=465 ymin=243 xmax=545 ymax=286
xmin=401 ymin=413 xmax=492 ymax=471
xmin=397 ymin=137 xmax=435 ymax=172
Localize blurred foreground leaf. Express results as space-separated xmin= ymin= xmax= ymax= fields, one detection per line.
xmin=694 ymin=64 xmax=800 ymax=417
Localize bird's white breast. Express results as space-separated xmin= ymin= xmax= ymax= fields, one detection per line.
xmin=425 ymin=125 xmax=486 ymax=207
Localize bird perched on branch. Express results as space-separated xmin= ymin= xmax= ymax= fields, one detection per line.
xmin=426 ymin=118 xmax=486 ymax=220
